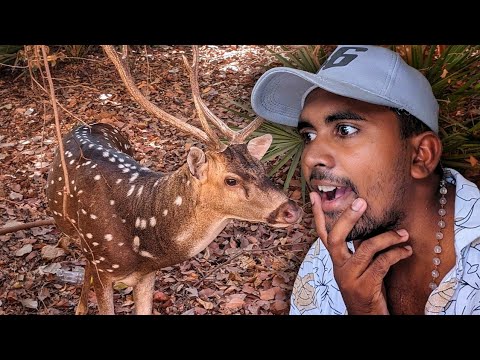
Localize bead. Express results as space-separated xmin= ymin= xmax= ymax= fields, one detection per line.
xmin=438 ymin=220 xmax=446 ymax=228
xmin=429 ymin=282 xmax=438 ymax=290
xmin=432 ymin=270 xmax=439 ymax=278
xmin=433 ymin=257 xmax=441 ymax=266
xmin=436 ymin=232 xmax=444 ymax=240
xmin=439 ymin=197 xmax=447 ymax=205
xmin=434 ymin=245 xmax=442 ymax=254
xmin=440 ymin=187 xmax=447 ymax=195
xmin=438 ymin=208 xmax=446 ymax=216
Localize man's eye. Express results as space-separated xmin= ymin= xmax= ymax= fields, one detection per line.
xmin=300 ymin=131 xmax=317 ymax=143
xmin=336 ymin=125 xmax=358 ymax=136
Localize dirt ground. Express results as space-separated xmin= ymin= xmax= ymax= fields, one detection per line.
xmin=0 ymin=45 xmax=315 ymax=315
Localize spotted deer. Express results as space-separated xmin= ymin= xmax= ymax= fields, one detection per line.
xmin=46 ymin=46 xmax=302 ymax=315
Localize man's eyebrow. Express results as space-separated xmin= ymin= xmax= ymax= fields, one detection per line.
xmin=298 ymin=111 xmax=366 ymax=131
xmin=325 ymin=111 xmax=366 ymax=123
xmin=297 ymin=120 xmax=312 ymax=131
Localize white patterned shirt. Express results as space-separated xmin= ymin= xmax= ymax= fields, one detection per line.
xmin=290 ymin=168 xmax=480 ymax=315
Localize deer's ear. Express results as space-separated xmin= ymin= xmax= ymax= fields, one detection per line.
xmin=187 ymin=147 xmax=208 ymax=182
xmin=247 ymin=134 xmax=272 ymax=161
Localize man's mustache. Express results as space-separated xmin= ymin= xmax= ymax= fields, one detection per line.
xmin=309 ymin=170 xmax=358 ymax=195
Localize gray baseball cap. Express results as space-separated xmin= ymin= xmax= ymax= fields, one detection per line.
xmin=251 ymin=45 xmax=439 ymax=133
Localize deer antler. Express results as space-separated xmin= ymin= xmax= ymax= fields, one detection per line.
xmin=102 ymin=45 xmax=263 ymax=150
xmin=184 ymin=46 xmax=263 ymax=144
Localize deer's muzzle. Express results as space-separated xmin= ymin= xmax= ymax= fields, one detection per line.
xmin=267 ymin=200 xmax=303 ymax=227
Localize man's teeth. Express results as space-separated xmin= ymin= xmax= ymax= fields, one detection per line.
xmin=317 ymin=185 xmax=337 ymax=192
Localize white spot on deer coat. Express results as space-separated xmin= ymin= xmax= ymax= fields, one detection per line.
xmin=104 ymin=234 xmax=113 ymax=241
xmin=106 ymin=269 xmax=114 ymax=273
xmin=91 ymin=164 xmax=98 ymax=169
xmin=112 ymin=264 xmax=120 ymax=269
xmin=122 ymin=168 xmax=130 ymax=173
xmin=110 ymin=200 xmax=115 ymax=205
xmin=140 ymin=251 xmax=155 ymax=258
xmin=90 ymin=214 xmax=98 ymax=220
xmin=51 ymin=180 xmax=54 ymax=184
xmin=116 ymin=179 xmax=122 ymax=184
xmin=127 ymin=185 xmax=135 ymax=196
xmin=102 ymin=151 xmax=109 ymax=157
xmin=140 ymin=219 xmax=147 ymax=229
xmin=99 ymin=256 xmax=105 ymax=261
xmin=71 ymin=180 xmax=75 ymax=184
xmin=85 ymin=161 xmax=91 ymax=166
xmin=109 ymin=157 xmax=116 ymax=163
xmin=118 ymin=242 xmax=124 ymax=246
xmin=92 ymin=242 xmax=99 ymax=246
xmin=98 ymin=269 xmax=104 ymax=272
xmin=129 ymin=172 xmax=139 ymax=183
xmin=174 ymin=196 xmax=182 ymax=206
xmin=136 ymin=185 xmax=144 ymax=197
xmin=163 ymin=209 xmax=168 ymax=216
xmin=69 ymin=160 xmax=75 ymax=165
xmin=133 ymin=236 xmax=140 ymax=252
xmin=78 ymin=190 xmax=83 ymax=195
xmin=149 ymin=217 xmax=156 ymax=227
xmin=154 ymin=179 xmax=160 ymax=187
xmin=81 ymin=209 xmax=87 ymax=215
xmin=86 ymin=233 xmax=93 ymax=239
xmin=94 ymin=175 xmax=101 ymax=181
xmin=58 ymin=177 xmax=62 ymax=181
xmin=135 ymin=217 xmax=141 ymax=228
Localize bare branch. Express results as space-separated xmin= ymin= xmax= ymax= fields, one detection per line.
xmin=101 ymin=45 xmax=211 ymax=144
xmin=40 ymin=45 xmax=71 ymax=207
xmin=0 ymin=219 xmax=55 ymax=236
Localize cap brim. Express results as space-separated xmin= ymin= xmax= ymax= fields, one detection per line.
xmin=251 ymin=67 xmax=402 ymax=127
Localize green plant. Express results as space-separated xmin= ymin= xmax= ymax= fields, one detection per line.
xmin=0 ymin=45 xmax=23 ymax=65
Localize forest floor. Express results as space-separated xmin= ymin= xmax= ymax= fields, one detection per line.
xmin=0 ymin=45 xmax=316 ymax=315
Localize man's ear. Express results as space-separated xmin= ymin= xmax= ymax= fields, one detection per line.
xmin=410 ymin=132 xmax=442 ymax=180
xmin=187 ymin=147 xmax=208 ymax=182
xmin=247 ymin=134 xmax=273 ymax=160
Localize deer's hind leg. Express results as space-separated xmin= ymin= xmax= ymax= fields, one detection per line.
xmin=133 ymin=272 xmax=156 ymax=315
xmin=75 ymin=260 xmax=92 ymax=315
xmin=91 ymin=269 xmax=114 ymax=315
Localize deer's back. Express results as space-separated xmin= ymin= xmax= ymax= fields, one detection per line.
xmin=46 ymin=123 xmax=166 ymax=276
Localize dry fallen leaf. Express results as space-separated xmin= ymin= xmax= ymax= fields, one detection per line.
xmin=15 ymin=244 xmax=33 ymax=257
xmin=41 ymin=245 xmax=65 ymax=260
xmin=20 ymin=298 xmax=38 ymax=309
xmin=468 ymin=156 xmax=479 ymax=167
xmin=224 ymin=297 xmax=245 ymax=309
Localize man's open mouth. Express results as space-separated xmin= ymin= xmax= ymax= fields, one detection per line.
xmin=316 ymin=185 xmax=353 ymax=201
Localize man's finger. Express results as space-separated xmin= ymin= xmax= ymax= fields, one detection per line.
xmin=349 ymin=229 xmax=409 ymax=274
xmin=366 ymin=245 xmax=413 ymax=282
xmin=309 ymin=192 xmax=327 ymax=243
xmin=327 ymin=197 xmax=367 ymax=264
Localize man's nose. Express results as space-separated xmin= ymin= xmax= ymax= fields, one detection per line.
xmin=302 ymin=141 xmax=336 ymax=170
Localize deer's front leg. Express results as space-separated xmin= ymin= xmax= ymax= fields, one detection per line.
xmin=133 ymin=272 xmax=156 ymax=315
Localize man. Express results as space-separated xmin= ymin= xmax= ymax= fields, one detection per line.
xmin=251 ymin=45 xmax=480 ymax=315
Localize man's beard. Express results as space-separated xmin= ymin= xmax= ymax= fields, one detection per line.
xmin=312 ymin=155 xmax=408 ymax=242
xmin=324 ymin=206 xmax=405 ymax=242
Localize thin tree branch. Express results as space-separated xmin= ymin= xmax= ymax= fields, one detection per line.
xmin=0 ymin=219 xmax=55 ymax=236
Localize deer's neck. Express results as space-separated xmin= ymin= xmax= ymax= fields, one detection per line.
xmin=132 ymin=165 xmax=228 ymax=264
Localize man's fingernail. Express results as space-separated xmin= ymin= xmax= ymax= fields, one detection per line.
xmin=309 ymin=192 xmax=315 ymax=205
xmin=396 ymin=229 xmax=408 ymax=237
xmin=351 ymin=198 xmax=364 ymax=211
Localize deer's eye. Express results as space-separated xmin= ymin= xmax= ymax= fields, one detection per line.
xmin=225 ymin=178 xmax=238 ymax=186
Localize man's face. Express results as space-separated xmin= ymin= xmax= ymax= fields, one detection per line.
xmin=299 ymin=88 xmax=410 ymax=241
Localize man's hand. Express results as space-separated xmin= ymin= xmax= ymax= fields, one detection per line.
xmin=309 ymin=192 xmax=413 ymax=315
